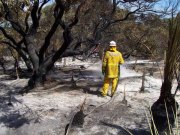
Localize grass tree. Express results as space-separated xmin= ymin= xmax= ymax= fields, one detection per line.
xmin=151 ymin=13 xmax=180 ymax=134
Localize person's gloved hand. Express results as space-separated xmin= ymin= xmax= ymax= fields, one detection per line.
xmin=118 ymin=65 xmax=120 ymax=76
xmin=102 ymin=70 xmax=105 ymax=75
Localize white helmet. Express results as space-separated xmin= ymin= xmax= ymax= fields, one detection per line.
xmin=109 ymin=41 xmax=116 ymax=46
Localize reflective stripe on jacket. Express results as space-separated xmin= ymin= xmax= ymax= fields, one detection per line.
xmin=102 ymin=50 xmax=124 ymax=78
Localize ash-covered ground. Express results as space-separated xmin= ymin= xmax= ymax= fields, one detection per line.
xmin=0 ymin=58 xmax=179 ymax=135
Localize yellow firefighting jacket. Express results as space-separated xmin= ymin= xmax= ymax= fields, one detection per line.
xmin=102 ymin=49 xmax=124 ymax=78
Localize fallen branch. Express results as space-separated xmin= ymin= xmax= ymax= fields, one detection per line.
xmin=64 ymin=95 xmax=87 ymax=135
xmin=64 ymin=92 xmax=119 ymax=135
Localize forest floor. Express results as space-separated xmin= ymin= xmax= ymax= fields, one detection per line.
xmin=0 ymin=57 xmax=180 ymax=135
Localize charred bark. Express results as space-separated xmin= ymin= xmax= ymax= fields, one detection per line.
xmin=28 ymin=70 xmax=47 ymax=88
xmin=26 ymin=27 xmax=73 ymax=90
xmin=16 ymin=48 xmax=33 ymax=72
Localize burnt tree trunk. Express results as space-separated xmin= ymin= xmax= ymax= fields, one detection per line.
xmin=17 ymin=49 xmax=33 ymax=72
xmin=28 ymin=70 xmax=46 ymax=88
xmin=26 ymin=27 xmax=72 ymax=89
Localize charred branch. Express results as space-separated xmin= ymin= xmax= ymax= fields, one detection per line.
xmin=24 ymin=34 xmax=39 ymax=71
xmin=39 ymin=1 xmax=66 ymax=63
xmin=0 ymin=26 xmax=18 ymax=46
xmin=112 ymin=7 xmax=141 ymax=24
xmin=30 ymin=0 xmax=39 ymax=33
xmin=44 ymin=27 xmax=72 ymax=72
xmin=17 ymin=39 xmax=28 ymax=53
xmin=52 ymin=28 xmax=72 ymax=64
xmin=25 ymin=12 xmax=30 ymax=33
xmin=38 ymin=0 xmax=50 ymax=21
xmin=91 ymin=2 xmax=141 ymax=43
xmin=39 ymin=0 xmax=85 ymax=64
xmin=0 ymin=40 xmax=16 ymax=49
xmin=1 ymin=0 xmax=25 ymax=36
xmin=69 ymin=1 xmax=85 ymax=28
xmin=0 ymin=40 xmax=32 ymax=70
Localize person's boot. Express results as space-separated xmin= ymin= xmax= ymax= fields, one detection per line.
xmin=110 ymin=92 xmax=115 ymax=98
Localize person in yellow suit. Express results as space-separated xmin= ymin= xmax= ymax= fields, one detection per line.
xmin=101 ymin=41 xmax=124 ymax=97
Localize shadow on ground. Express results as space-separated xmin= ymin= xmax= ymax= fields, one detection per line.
xmin=0 ymin=68 xmax=32 ymax=80
xmin=100 ymin=121 xmax=150 ymax=135
xmin=0 ymin=111 xmax=30 ymax=128
xmin=0 ymin=82 xmax=39 ymax=129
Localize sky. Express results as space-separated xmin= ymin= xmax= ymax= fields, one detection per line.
xmin=154 ymin=0 xmax=180 ymax=12
xmin=47 ymin=0 xmax=180 ymax=12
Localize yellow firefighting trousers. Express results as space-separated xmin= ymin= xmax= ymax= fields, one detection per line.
xmin=101 ymin=77 xmax=118 ymax=97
